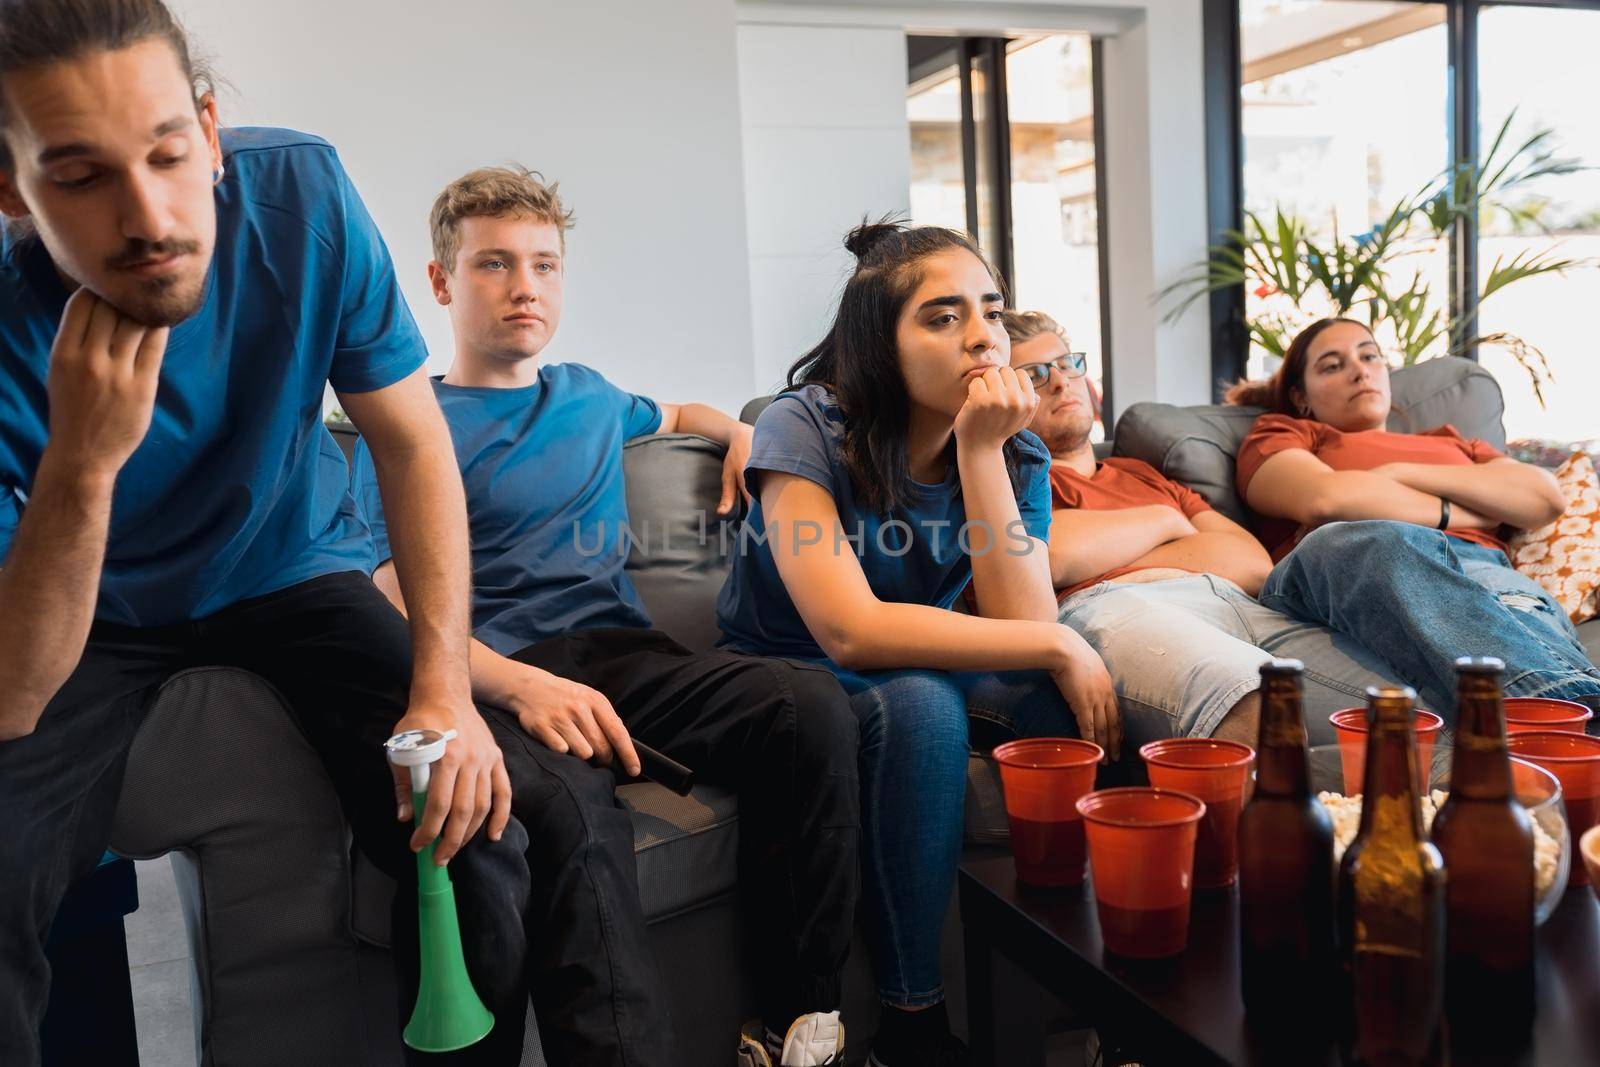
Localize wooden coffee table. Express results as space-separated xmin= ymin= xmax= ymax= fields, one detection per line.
xmin=959 ymin=847 xmax=1600 ymax=1066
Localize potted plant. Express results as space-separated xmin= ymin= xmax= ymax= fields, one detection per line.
xmin=1161 ymin=115 xmax=1592 ymax=403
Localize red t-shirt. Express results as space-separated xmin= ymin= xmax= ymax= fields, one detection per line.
xmin=1050 ymin=457 xmax=1214 ymax=597
xmin=1234 ymin=413 xmax=1507 ymax=561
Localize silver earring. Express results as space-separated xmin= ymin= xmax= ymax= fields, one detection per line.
xmin=212 ymin=162 xmax=225 ymax=185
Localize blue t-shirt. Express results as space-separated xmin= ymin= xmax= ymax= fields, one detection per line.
xmin=0 ymin=127 xmax=423 ymax=626
xmin=349 ymin=364 xmax=662 ymax=655
xmin=715 ymin=384 xmax=1053 ymax=659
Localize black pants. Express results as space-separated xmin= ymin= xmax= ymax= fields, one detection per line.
xmin=0 ymin=572 xmax=536 ymax=1067
xmin=495 ymin=628 xmax=859 ymax=1065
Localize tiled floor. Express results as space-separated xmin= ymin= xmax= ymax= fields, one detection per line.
xmin=126 ymin=858 xmax=196 ymax=1066
xmin=125 ymin=856 xmax=1088 ymax=1066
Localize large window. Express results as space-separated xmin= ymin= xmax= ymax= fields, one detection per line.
xmin=1005 ymin=37 xmax=1105 ymax=400
xmin=1215 ymin=0 xmax=1600 ymax=438
xmin=907 ymin=34 xmax=1109 ymax=426
xmin=1239 ymin=1 xmax=1449 ymax=380
xmin=1475 ymin=3 xmax=1600 ymax=441
xmin=908 ymin=54 xmax=968 ymax=231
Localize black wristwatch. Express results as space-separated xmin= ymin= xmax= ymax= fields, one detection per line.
xmin=1438 ymin=497 xmax=1452 ymax=530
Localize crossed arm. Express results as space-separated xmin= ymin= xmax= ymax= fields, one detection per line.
xmin=1048 ymin=504 xmax=1272 ymax=596
xmin=1243 ymin=450 xmax=1563 ymax=533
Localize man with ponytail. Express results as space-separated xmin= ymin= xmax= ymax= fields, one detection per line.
xmin=0 ymin=2 xmax=532 ymax=1063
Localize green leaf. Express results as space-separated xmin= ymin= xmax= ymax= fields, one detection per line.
xmin=1479 ymin=247 xmax=1590 ymax=304
xmin=1456 ymin=332 xmax=1552 ymax=408
xmin=1151 ymin=110 xmax=1589 ymax=402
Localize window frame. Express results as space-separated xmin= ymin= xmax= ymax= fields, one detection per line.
xmin=908 ymin=33 xmax=1117 ymax=423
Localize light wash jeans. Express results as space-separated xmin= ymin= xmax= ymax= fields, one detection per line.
xmin=1059 ymin=572 xmax=1405 ymax=741
xmin=1259 ymin=520 xmax=1600 ymax=722
xmin=821 ymin=665 xmax=1074 ymax=1008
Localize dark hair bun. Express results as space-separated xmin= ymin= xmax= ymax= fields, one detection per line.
xmin=843 ymin=217 xmax=906 ymax=261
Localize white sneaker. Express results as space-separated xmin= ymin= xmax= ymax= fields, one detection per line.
xmin=779 ymin=1010 xmax=844 ymax=1065
xmin=737 ymin=1012 xmax=845 ymax=1066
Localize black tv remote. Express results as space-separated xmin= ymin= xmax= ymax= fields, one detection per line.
xmin=633 ymin=740 xmax=695 ymax=796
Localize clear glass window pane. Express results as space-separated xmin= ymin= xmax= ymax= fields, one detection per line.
xmin=1240 ymin=1 xmax=1448 ymax=380
xmin=908 ymin=57 xmax=968 ymax=231
xmin=1476 ymin=4 xmax=1600 ymax=444
xmin=1003 ymin=35 xmax=1104 ymax=429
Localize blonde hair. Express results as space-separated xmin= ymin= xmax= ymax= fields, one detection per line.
xmin=1001 ymin=309 xmax=1067 ymax=347
xmin=429 ymin=165 xmax=575 ymax=270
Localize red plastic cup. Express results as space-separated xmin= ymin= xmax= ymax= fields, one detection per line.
xmin=1329 ymin=707 xmax=1444 ymax=795
xmin=1503 ymin=697 xmax=1594 ymax=735
xmin=994 ymin=738 xmax=1105 ymax=886
xmin=1076 ymin=787 xmax=1206 ymax=958
xmin=1138 ymin=739 xmax=1255 ymax=889
xmin=1507 ymin=731 xmax=1600 ymax=887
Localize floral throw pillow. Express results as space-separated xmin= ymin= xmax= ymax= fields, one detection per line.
xmin=1509 ymin=452 xmax=1600 ymax=625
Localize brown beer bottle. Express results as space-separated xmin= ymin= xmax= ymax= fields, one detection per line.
xmin=1339 ymin=686 xmax=1445 ymax=1067
xmin=1238 ymin=659 xmax=1335 ymax=1024
xmin=1431 ymin=656 xmax=1535 ymax=1044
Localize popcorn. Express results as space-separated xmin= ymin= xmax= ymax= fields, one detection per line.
xmin=1316 ymin=791 xmax=1560 ymax=896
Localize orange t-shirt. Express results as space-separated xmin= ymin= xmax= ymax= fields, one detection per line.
xmin=1234 ymin=413 xmax=1507 ymax=561
xmin=1050 ymin=457 xmax=1214 ymax=597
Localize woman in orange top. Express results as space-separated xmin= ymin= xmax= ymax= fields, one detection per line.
xmin=1230 ymin=317 xmax=1598 ymax=720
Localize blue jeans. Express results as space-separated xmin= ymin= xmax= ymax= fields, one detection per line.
xmin=823 ymin=665 xmax=1076 ymax=1007
xmin=1259 ymin=520 xmax=1600 ymax=721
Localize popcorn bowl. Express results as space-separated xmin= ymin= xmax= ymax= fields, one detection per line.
xmin=1307 ymin=744 xmax=1569 ymax=926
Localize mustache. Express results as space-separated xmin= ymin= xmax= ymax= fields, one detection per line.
xmin=107 ymin=238 xmax=201 ymax=270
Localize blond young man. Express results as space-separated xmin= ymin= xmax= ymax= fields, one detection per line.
xmin=1007 ymin=311 xmax=1402 ymax=743
xmin=350 ymin=169 xmax=858 ymax=1067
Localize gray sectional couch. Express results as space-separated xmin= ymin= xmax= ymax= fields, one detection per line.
xmin=101 ymin=356 xmax=1600 ymax=1065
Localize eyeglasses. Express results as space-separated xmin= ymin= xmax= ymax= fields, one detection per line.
xmin=1016 ymin=352 xmax=1089 ymax=387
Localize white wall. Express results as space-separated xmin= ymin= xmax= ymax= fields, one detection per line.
xmin=171 ymin=0 xmax=1215 ymax=412
xmin=736 ymin=0 xmax=1215 ymax=410
xmin=1096 ymin=0 xmax=1214 ymax=407
xmin=171 ymin=0 xmax=758 ymax=412
xmin=737 ymin=24 xmax=912 ymax=394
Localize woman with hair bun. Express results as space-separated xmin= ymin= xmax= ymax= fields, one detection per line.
xmin=1232 ymin=316 xmax=1600 ymax=719
xmin=717 ymin=221 xmax=1117 ymax=1066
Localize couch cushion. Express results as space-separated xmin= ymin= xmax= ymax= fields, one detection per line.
xmin=114 ymin=668 xmax=369 ymax=1066
xmin=1509 ymin=452 xmax=1600 ymax=625
xmin=1111 ymin=404 xmax=1261 ymax=523
xmin=1112 ymin=356 xmax=1508 ymax=523
xmin=741 ymin=395 xmax=775 ymax=426
xmin=619 ymin=782 xmax=741 ymax=921
xmin=621 ymin=433 xmax=736 ymax=653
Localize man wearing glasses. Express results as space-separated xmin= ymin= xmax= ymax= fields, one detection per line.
xmin=1006 ymin=311 xmax=1400 ymax=744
